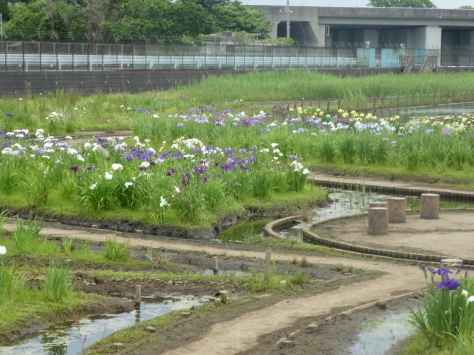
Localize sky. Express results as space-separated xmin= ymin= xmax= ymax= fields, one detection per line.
xmin=243 ymin=0 xmax=472 ymax=10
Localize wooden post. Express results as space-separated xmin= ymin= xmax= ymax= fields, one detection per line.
xmin=154 ymin=255 xmax=160 ymax=269
xmin=388 ymin=197 xmax=406 ymax=223
xmin=420 ymin=193 xmax=439 ymax=219
xmin=369 ymin=201 xmax=387 ymax=209
xmin=327 ymin=99 xmax=330 ymax=111
xmin=135 ymin=285 xmax=141 ymax=303
xmin=368 ymin=208 xmax=388 ymax=235
xmin=212 ymin=256 xmax=219 ymax=275
xmin=264 ymin=250 xmax=271 ymax=281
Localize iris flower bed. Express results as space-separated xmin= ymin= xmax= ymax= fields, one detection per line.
xmin=1 ymin=102 xmax=474 ymax=226
xmin=0 ymin=125 xmax=312 ymax=225
xmin=410 ymin=264 xmax=474 ymax=352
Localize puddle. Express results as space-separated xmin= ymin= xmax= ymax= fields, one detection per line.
xmin=215 ymin=219 xmax=271 ymax=243
xmin=0 ymin=296 xmax=213 ymax=355
xmin=201 ymin=269 xmax=250 ymax=276
xmin=350 ymin=310 xmax=415 ymax=355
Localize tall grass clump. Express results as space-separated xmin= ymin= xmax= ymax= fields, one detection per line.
xmin=103 ymin=237 xmax=134 ymax=262
xmin=41 ymin=261 xmax=71 ymax=301
xmin=10 ymin=219 xmax=43 ymax=255
xmin=409 ymin=265 xmax=474 ymax=350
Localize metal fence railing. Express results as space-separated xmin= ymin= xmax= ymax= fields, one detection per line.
xmin=0 ymin=41 xmax=472 ymax=71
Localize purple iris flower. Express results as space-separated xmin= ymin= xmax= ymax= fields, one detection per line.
xmin=436 ymin=278 xmax=460 ymax=291
xmin=434 ymin=268 xmax=453 ymax=278
xmin=69 ymin=166 xmax=79 ymax=172
xmin=96 ymin=136 xmax=105 ymax=144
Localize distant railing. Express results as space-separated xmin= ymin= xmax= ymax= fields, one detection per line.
xmin=272 ymin=91 xmax=474 ymax=116
xmin=0 ymin=40 xmax=472 ymax=72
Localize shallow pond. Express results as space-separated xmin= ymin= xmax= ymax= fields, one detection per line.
xmin=374 ymin=101 xmax=474 ymax=122
xmin=350 ymin=310 xmax=415 ymax=355
xmin=0 ymin=296 xmax=214 ymax=355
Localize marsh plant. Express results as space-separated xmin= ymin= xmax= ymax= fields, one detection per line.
xmin=103 ymin=237 xmax=134 ymax=262
xmin=10 ymin=219 xmax=43 ymax=255
xmin=409 ymin=265 xmax=474 ymax=349
xmin=42 ymin=261 xmax=71 ymax=301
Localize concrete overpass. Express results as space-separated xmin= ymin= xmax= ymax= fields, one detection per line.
xmin=251 ymin=6 xmax=474 ymax=49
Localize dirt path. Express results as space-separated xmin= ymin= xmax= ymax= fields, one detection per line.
xmin=4 ymin=222 xmax=425 ymax=354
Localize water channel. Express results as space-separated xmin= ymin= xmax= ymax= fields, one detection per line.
xmin=0 ymin=296 xmax=214 ymax=355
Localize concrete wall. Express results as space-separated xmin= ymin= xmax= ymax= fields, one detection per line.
xmin=0 ymin=70 xmax=235 ymax=98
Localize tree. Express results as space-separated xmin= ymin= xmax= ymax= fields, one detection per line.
xmin=0 ymin=0 xmax=11 ymax=22
xmin=459 ymin=6 xmax=473 ymax=9
xmin=367 ymin=0 xmax=436 ymax=8
xmin=206 ymin=0 xmax=271 ymax=38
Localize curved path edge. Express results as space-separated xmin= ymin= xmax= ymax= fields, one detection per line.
xmin=263 ymin=174 xmax=474 ymax=265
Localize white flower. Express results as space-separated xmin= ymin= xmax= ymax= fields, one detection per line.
xmin=462 ymin=290 xmax=469 ymax=297
xmin=65 ymin=136 xmax=73 ymax=140
xmin=111 ymin=163 xmax=123 ymax=171
xmin=271 ymin=143 xmax=279 ymax=148
xmin=140 ymin=162 xmax=150 ymax=169
xmin=104 ymin=172 xmax=113 ymax=180
xmin=174 ymin=186 xmax=181 ymax=194
xmin=468 ymin=296 xmax=474 ymax=304
xmin=89 ymin=183 xmax=97 ymax=190
xmin=77 ymin=155 xmax=85 ymax=162
xmin=124 ymin=182 xmax=133 ymax=188
xmin=0 ymin=245 xmax=6 ymax=255
xmin=302 ymin=168 xmax=310 ymax=175
xmin=159 ymin=196 xmax=169 ymax=208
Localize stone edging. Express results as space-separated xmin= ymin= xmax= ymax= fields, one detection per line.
xmin=262 ymin=215 xmax=302 ymax=239
xmin=308 ymin=178 xmax=474 ymax=202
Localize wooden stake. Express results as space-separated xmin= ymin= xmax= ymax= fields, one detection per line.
xmin=135 ymin=285 xmax=141 ymax=303
xmin=213 ymin=256 xmax=219 ymax=275
xmin=264 ymin=250 xmax=272 ymax=281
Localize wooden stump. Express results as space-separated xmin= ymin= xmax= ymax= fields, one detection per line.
xmin=368 ymin=207 xmax=388 ymax=235
xmin=420 ymin=193 xmax=439 ymax=219
xmin=388 ymin=197 xmax=406 ymax=223
xmin=369 ymin=202 xmax=388 ymax=208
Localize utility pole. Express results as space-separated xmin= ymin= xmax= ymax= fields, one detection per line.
xmin=286 ymin=0 xmax=290 ymax=39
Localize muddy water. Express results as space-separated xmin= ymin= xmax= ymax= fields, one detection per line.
xmin=0 ymin=296 xmax=214 ymax=355
xmin=350 ymin=310 xmax=415 ymax=355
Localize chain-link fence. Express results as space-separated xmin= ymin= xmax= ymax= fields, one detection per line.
xmin=0 ymin=40 xmax=472 ymax=71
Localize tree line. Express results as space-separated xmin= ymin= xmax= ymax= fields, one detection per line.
xmin=0 ymin=0 xmax=272 ymax=41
